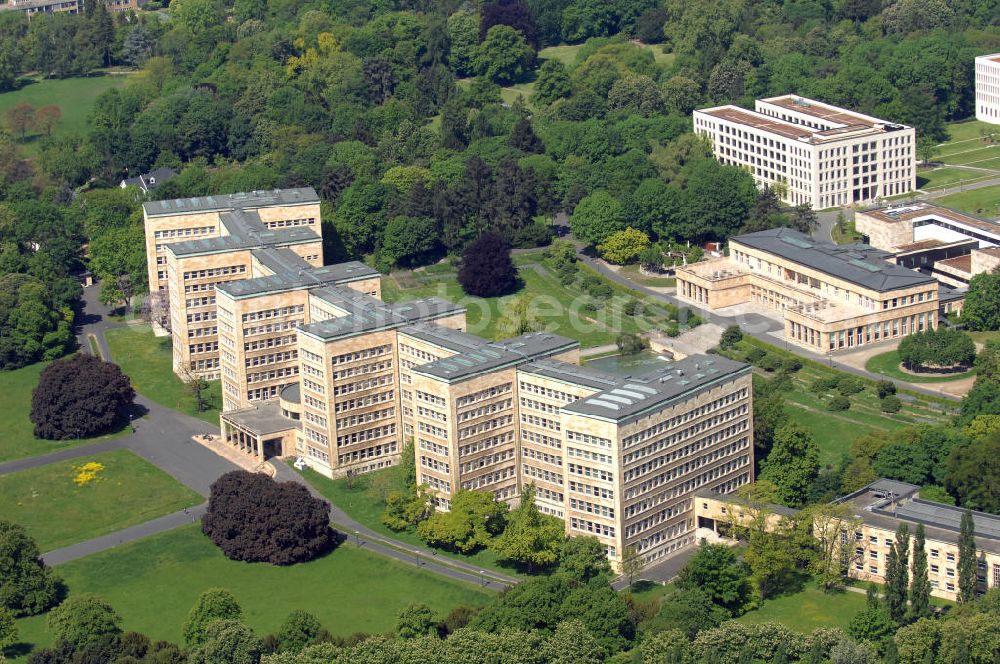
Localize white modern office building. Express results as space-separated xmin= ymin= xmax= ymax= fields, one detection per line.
xmin=976 ymin=54 xmax=1000 ymax=125
xmin=693 ymin=95 xmax=916 ymax=209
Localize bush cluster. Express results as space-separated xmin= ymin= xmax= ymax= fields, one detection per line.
xmin=201 ymin=471 xmax=335 ymax=565
xmin=898 ymin=328 xmax=976 ymax=372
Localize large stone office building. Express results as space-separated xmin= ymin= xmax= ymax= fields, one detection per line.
xmin=693 ymin=95 xmax=916 ymax=208
xmin=976 ymin=53 xmax=1000 ymax=125
xmin=676 ymin=227 xmax=939 ymax=352
xmin=143 ymin=188 xmax=756 ymax=567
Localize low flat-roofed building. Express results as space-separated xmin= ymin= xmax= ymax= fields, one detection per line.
xmin=976 ymin=54 xmax=1000 ymax=125
xmin=676 ymin=227 xmax=939 ymax=352
xmin=694 ymin=95 xmax=915 ymax=208
xmin=698 ymin=478 xmax=1000 ymax=601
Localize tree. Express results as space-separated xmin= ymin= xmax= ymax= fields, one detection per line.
xmin=275 ymin=610 xmax=321 ymax=654
xmin=532 ymin=59 xmax=571 ymax=105
xmin=619 ymin=545 xmax=644 ymax=587
xmin=642 ymin=588 xmax=725 ymax=639
xmin=495 ymin=294 xmax=541 ymax=339
xmin=189 ymin=619 xmax=263 ymax=664
xmin=32 ymin=106 xmax=60 ymax=137
xmin=30 ymin=354 xmax=135 ymax=440
xmin=540 ymin=620 xmax=606 ymax=664
xmin=509 ymin=116 xmax=543 ymax=153
xmin=557 ymin=536 xmax=611 ymax=582
xmin=608 ymin=74 xmax=665 ymax=117
xmin=201 ymin=471 xmax=334 ymax=565
xmin=4 ymin=103 xmax=34 ymax=141
xmin=490 ymin=485 xmax=564 ymax=572
xmin=958 ymin=509 xmax=977 ymax=603
xmin=46 ymin=594 xmax=121 ymax=651
xmin=898 ymin=328 xmax=976 ymax=371
xmin=480 ymin=0 xmax=538 ymax=47
xmin=121 ymin=26 xmax=154 ymax=67
xmin=597 ymin=227 xmax=650 ymax=264
xmin=909 ymin=523 xmax=930 ymax=621
xmin=616 ymin=332 xmax=648 ymax=355
xmin=377 ymin=216 xmax=439 ymax=271
xmin=415 ymin=490 xmax=507 ymax=553
xmin=677 ymin=541 xmax=751 ymax=616
xmin=475 ymin=25 xmax=535 ymax=84
xmin=447 ymin=10 xmax=481 ymax=77
xmin=395 ymin=603 xmax=435 ymax=639
xmin=89 ymin=225 xmax=146 ymax=311
xmin=885 ymin=524 xmax=910 ymax=623
xmin=790 ymin=205 xmax=819 ymax=234
xmin=847 ymin=604 xmax=896 ymax=649
xmin=638 ymin=244 xmax=664 ymax=273
xmin=744 ymin=529 xmax=799 ymax=600
xmin=946 ymin=433 xmax=1000 ymax=513
xmin=962 ymin=270 xmax=1000 ymax=331
xmin=752 ymin=381 xmax=787 ymax=465
xmin=570 ymin=191 xmax=627 ymax=247
xmin=0 ymin=606 xmax=15 ymax=649
xmin=457 ymin=232 xmax=518 ymax=297
xmin=759 ymin=423 xmax=820 ymax=508
xmin=0 ymin=520 xmax=61 ymax=620
xmin=809 ymin=503 xmax=864 ymax=590
xmin=917 ymin=137 xmax=939 ymax=166
xmin=183 ymin=588 xmax=243 ymax=647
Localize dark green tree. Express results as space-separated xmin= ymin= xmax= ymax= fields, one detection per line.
xmin=46 ymin=593 xmax=122 ymax=651
xmin=885 ymin=524 xmax=910 ymax=623
xmin=0 ymin=520 xmax=61 ymax=617
xmin=962 ymin=270 xmax=1000 ymax=331
xmin=676 ymin=542 xmax=751 ymax=616
xmin=958 ymin=509 xmax=978 ymax=603
xmin=909 ymin=523 xmax=930 ymax=621
xmin=183 ymin=588 xmax=242 ymax=647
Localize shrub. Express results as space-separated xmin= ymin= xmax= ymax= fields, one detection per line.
xmin=587 ymin=282 xmax=614 ymax=299
xmin=898 ymin=328 xmax=976 ymax=371
xmin=664 ymin=322 xmax=680 ymax=337
xmin=457 ymin=232 xmax=517 ymax=297
xmin=811 ymin=376 xmax=840 ymax=394
xmin=779 ymin=357 xmax=803 ymax=374
xmin=201 ymin=471 xmax=334 ymax=565
xmin=880 ymin=395 xmax=902 ymax=413
xmin=876 ymin=379 xmax=897 ymax=399
xmin=616 ymin=333 xmax=648 ymax=355
xmin=827 ymin=395 xmax=851 ymax=411
xmin=30 ymin=354 xmax=135 ymax=440
xmin=720 ymin=325 xmax=743 ymax=349
xmin=745 ymin=347 xmax=767 ymax=364
xmin=622 ymin=299 xmax=642 ymax=316
xmin=837 ymin=377 xmax=864 ymax=396
xmin=758 ymin=354 xmax=783 ymax=372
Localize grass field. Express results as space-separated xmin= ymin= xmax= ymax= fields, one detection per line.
xmin=934 ymin=184 xmax=1000 ymax=216
xmin=725 ymin=339 xmax=953 ymax=466
xmin=382 ymin=254 xmax=684 ymax=348
xmin=298 ymin=467 xmax=529 ymax=578
xmin=916 ymin=166 xmax=996 ymax=191
xmin=538 ymin=42 xmax=675 ymax=68
xmin=104 ymin=325 xmax=221 ymax=423
xmin=0 ymin=448 xmax=200 ymax=552
xmin=0 ymin=361 xmax=129 ymax=463
xmin=617 ymin=264 xmax=677 ymax=287
xmin=737 ymin=585 xmax=866 ymax=632
xmin=865 ymin=350 xmax=975 ymax=383
xmin=7 ymin=525 xmax=491 ymax=660
xmin=831 ymin=219 xmax=863 ymax=245
xmin=0 ymin=75 xmax=128 ymax=153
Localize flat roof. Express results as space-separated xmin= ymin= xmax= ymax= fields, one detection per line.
xmin=297 ymin=297 xmax=464 ymax=342
xmin=936 ymin=255 xmax=972 ymax=274
xmin=938 ymin=284 xmax=966 ymax=303
xmin=253 ymin=247 xmax=313 ymax=276
xmin=519 ymin=358 xmax=624 ymax=392
xmin=216 ymin=261 xmax=378 ymax=299
xmin=862 ymin=202 xmax=1000 ymax=236
xmin=697 ymin=106 xmax=813 ymax=140
xmin=167 ymin=227 xmax=318 ymax=257
xmin=143 ymin=187 xmax=319 ymax=217
xmin=759 ymin=95 xmax=893 ymax=129
xmin=398 ymin=322 xmax=489 ymax=354
xmin=975 ymin=53 xmax=1000 ymax=63
xmin=976 ymin=246 xmax=1000 ymax=259
xmin=732 ymin=228 xmax=936 ymax=292
xmin=695 ymin=488 xmax=801 ymax=517
xmin=562 ymin=355 xmax=750 ymax=423
xmin=221 ymin=400 xmax=299 ymax=436
xmin=412 ymin=332 xmax=579 ymax=383
xmin=837 ymin=480 xmax=1000 ymax=552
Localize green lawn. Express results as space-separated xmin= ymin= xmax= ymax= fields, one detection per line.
xmin=785 ymin=405 xmax=879 ymax=467
xmin=865 ymin=350 xmax=975 ymax=383
xmin=737 ymin=585 xmax=866 ymax=633
xmin=831 ymin=219 xmax=863 ymax=245
xmin=0 ymin=361 xmax=129 ymax=463
xmin=537 ymin=42 xmax=674 ymax=68
xmin=104 ymin=325 xmax=221 ymax=423
xmin=943 ymin=119 xmax=1000 ymax=144
xmin=0 ymin=448 xmax=201 ymax=552
xmin=297 ymin=467 xmax=530 ymax=578
xmin=7 ymin=525 xmax=491 ymax=660
xmin=933 ymin=184 xmax=1000 ymax=216
xmin=383 ymin=256 xmax=682 ymax=348
xmin=0 ymin=75 xmax=129 ymax=153
xmin=916 ymin=166 xmax=996 ymax=191
xmin=617 ymin=264 xmax=677 ymax=287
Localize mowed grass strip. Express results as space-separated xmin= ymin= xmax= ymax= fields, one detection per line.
xmin=104 ymin=325 xmax=221 ymax=423
xmin=934 ymin=183 xmax=1000 ymax=216
xmin=736 ymin=584 xmax=866 ymax=633
xmin=0 ymin=361 xmax=128 ymax=463
xmin=11 ymin=524 xmax=492 ymax=657
xmin=0 ymin=448 xmax=201 ymax=552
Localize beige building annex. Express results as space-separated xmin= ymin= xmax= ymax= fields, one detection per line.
xmin=676 ymin=227 xmax=939 ymax=352
xmin=698 ymin=479 xmax=1000 ymax=602
xmin=143 ymin=186 xmax=757 ymax=567
xmin=976 ymin=53 xmax=1000 ymax=125
xmin=694 ymin=95 xmax=916 ymax=208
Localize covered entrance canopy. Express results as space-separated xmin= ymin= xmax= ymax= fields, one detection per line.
xmin=220 ymin=401 xmax=299 ymax=463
